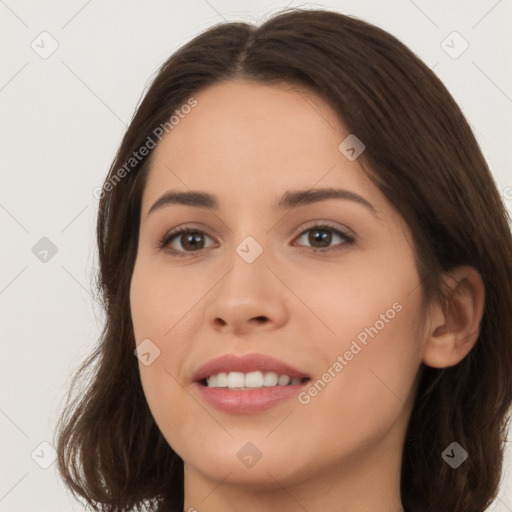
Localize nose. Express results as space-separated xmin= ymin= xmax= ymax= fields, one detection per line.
xmin=204 ymin=244 xmax=289 ymax=337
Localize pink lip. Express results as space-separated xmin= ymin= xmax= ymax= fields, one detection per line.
xmin=194 ymin=382 xmax=309 ymax=414
xmin=191 ymin=353 xmax=311 ymax=415
xmin=191 ymin=353 xmax=310 ymax=382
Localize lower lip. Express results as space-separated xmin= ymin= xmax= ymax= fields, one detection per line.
xmin=194 ymin=381 xmax=309 ymax=414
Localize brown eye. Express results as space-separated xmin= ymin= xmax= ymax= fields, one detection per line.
xmin=295 ymin=224 xmax=355 ymax=251
xmin=177 ymin=231 xmax=206 ymax=251
xmin=158 ymin=222 xmax=355 ymax=258
xmin=159 ymin=228 xmax=215 ymax=255
xmin=307 ymin=228 xmax=333 ymax=248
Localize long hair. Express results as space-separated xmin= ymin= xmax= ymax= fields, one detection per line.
xmin=54 ymin=8 xmax=512 ymax=512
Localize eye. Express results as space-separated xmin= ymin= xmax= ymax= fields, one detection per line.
xmin=294 ymin=223 xmax=355 ymax=252
xmin=158 ymin=222 xmax=355 ymax=257
xmin=158 ymin=226 xmax=215 ymax=256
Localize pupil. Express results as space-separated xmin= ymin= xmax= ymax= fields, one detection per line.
xmin=183 ymin=232 xmax=203 ymax=250
xmin=310 ymin=229 xmax=331 ymax=248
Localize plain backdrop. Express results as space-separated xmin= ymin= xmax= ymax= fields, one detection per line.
xmin=1 ymin=1 xmax=511 ymax=510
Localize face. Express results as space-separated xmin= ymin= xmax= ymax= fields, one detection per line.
xmin=130 ymin=79 xmax=427 ymax=490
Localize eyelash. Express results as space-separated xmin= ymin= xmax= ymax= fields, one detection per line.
xmin=157 ymin=222 xmax=356 ymax=258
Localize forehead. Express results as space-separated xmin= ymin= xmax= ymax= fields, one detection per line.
xmin=141 ymin=79 xmax=378 ymax=215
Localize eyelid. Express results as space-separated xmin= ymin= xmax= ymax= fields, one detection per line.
xmin=293 ymin=219 xmax=355 ymax=239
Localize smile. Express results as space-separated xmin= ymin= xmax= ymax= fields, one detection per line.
xmin=203 ymin=371 xmax=309 ymax=389
xmin=192 ymin=353 xmax=311 ymax=414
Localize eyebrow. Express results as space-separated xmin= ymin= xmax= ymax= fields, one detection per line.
xmin=147 ymin=187 xmax=377 ymax=217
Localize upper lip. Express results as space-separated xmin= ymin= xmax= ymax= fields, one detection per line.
xmin=192 ymin=353 xmax=311 ymax=382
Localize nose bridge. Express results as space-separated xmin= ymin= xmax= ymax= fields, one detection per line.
xmin=235 ymin=232 xmax=267 ymax=266
xmin=224 ymin=206 xmax=272 ymax=273
xmin=204 ymin=225 xmax=288 ymax=332
xmin=222 ymin=229 xmax=271 ymax=297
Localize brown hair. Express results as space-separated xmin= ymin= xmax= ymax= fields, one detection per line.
xmin=54 ymin=7 xmax=512 ymax=512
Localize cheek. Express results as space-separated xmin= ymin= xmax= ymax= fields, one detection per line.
xmin=293 ymin=249 xmax=422 ymax=352
xmin=290 ymin=295 xmax=423 ymax=468
xmin=129 ymin=258 xmax=210 ymax=451
xmin=297 ymin=246 xmax=424 ymax=417
xmin=306 ymin=271 xmax=423 ymax=437
xmin=130 ymin=255 xmax=208 ymax=344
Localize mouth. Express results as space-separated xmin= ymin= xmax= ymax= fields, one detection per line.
xmin=192 ymin=353 xmax=312 ymax=414
xmin=198 ymin=372 xmax=311 ymax=390
xmin=192 ymin=352 xmax=311 ymax=387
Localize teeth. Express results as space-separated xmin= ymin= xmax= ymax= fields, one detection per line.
xmin=263 ymin=372 xmax=278 ymax=386
xmin=227 ymin=371 xmax=245 ymax=388
xmin=205 ymin=371 xmax=305 ymax=389
xmin=245 ymin=371 xmax=263 ymax=388
xmin=278 ymin=374 xmax=291 ymax=386
xmin=216 ymin=372 xmax=228 ymax=387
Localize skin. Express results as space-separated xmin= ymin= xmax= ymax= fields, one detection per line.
xmin=129 ymin=79 xmax=485 ymax=512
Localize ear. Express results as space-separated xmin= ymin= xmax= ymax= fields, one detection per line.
xmin=422 ymin=266 xmax=485 ymax=369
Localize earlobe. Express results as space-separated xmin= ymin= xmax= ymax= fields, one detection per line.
xmin=422 ymin=266 xmax=485 ymax=369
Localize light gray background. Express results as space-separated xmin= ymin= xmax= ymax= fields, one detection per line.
xmin=1 ymin=1 xmax=511 ymax=510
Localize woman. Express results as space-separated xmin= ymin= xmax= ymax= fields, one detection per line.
xmin=55 ymin=8 xmax=512 ymax=512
